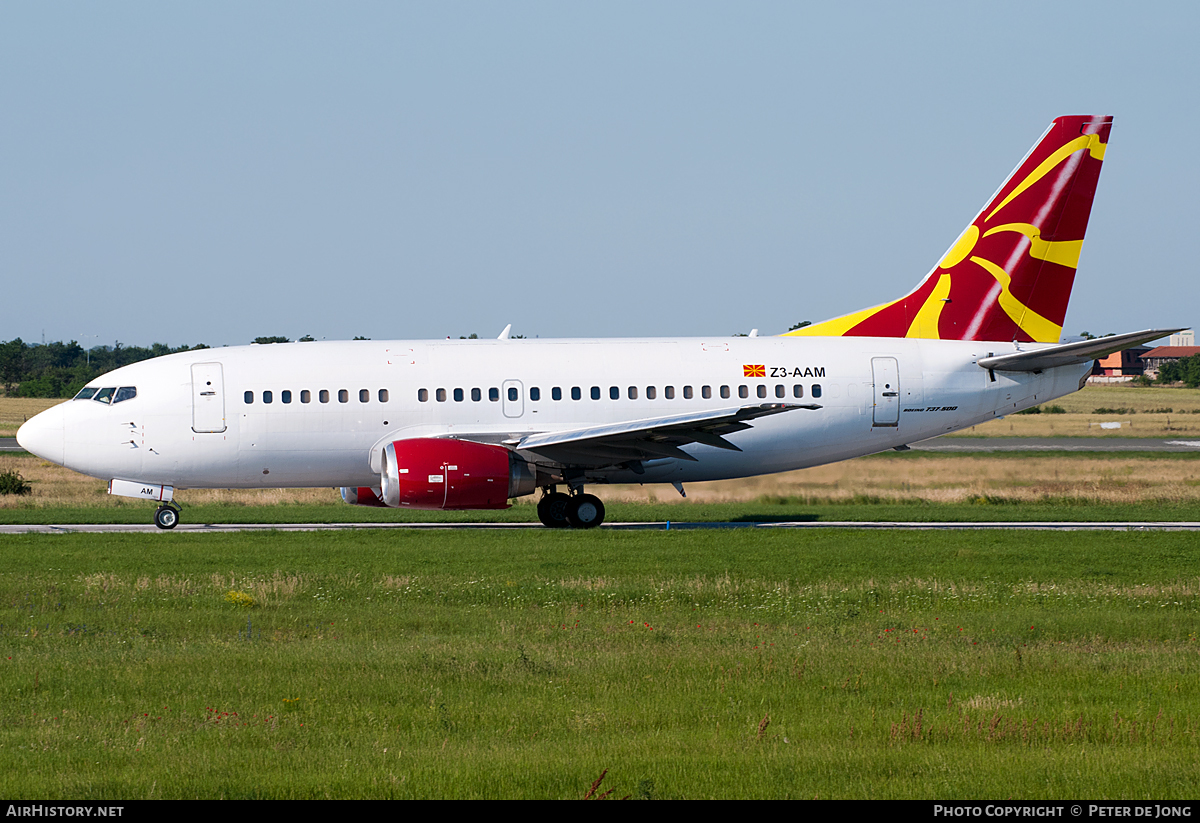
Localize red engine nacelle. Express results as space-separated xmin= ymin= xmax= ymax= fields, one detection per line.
xmin=380 ymin=438 xmax=536 ymax=510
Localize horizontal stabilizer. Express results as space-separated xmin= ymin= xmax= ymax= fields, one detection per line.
xmin=976 ymin=328 xmax=1183 ymax=372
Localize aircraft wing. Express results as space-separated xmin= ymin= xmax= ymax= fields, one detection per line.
xmin=509 ymin=403 xmax=819 ymax=467
xmin=976 ymin=328 xmax=1184 ymax=373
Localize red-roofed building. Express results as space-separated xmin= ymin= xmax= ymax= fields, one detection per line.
xmin=1139 ymin=346 xmax=1200 ymax=379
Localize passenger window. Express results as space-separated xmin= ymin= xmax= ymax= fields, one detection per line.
xmin=702 ymin=386 xmax=712 ymax=399
xmin=738 ymin=386 xmax=749 ymax=399
xmin=628 ymin=386 xmax=638 ymax=400
xmin=436 ymin=389 xmax=447 ymax=402
xmin=793 ymin=384 xmax=804 ymax=398
xmin=664 ymin=386 xmax=674 ymax=399
xmin=74 ymin=387 xmax=98 ymax=401
xmin=418 ymin=389 xmax=428 ymax=402
xmin=360 ymin=389 xmax=370 ymax=403
xmin=471 ymin=388 xmax=482 ymax=402
xmin=114 ymin=387 xmax=137 ymax=404
xmin=263 ymin=391 xmax=273 ymax=404
xmin=379 ymin=389 xmax=389 ymax=403
xmin=610 ymin=386 xmax=619 ymax=400
xmin=571 ymin=387 xmax=581 ymax=401
xmin=338 ymin=390 xmax=349 ymax=403
xmin=489 ymin=388 xmax=500 ymax=402
xmin=812 ymin=384 xmax=823 ymax=398
xmin=720 ymin=386 xmax=730 ymax=399
xmin=454 ymin=388 xmax=464 ymax=402
xmin=320 ymin=390 xmax=330 ymax=403
xmin=757 ymin=385 xmax=767 ymax=399
xmin=775 ymin=385 xmax=785 ymax=398
xmin=508 ymin=387 xmax=519 ymax=401
xmin=530 ymin=387 xmax=540 ymax=401
xmin=646 ymin=386 xmax=656 ymax=400
xmin=683 ymin=386 xmax=693 ymax=399
xmin=591 ymin=387 xmax=601 ymax=400
xmin=302 ymin=390 xmax=312 ymax=403
xmin=552 ymin=387 xmax=562 ymax=401
xmin=282 ymin=390 xmax=292 ymax=404
xmin=243 ymin=390 xmax=253 ymax=405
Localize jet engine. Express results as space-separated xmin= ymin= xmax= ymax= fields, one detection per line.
xmin=379 ymin=438 xmax=536 ymax=510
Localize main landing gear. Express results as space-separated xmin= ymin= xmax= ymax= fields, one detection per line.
xmin=154 ymin=502 xmax=182 ymax=530
xmin=537 ymin=486 xmax=605 ymax=529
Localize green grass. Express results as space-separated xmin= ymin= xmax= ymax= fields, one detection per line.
xmin=1 ymin=529 xmax=1198 ymax=798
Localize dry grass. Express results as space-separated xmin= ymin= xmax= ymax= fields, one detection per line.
xmin=601 ymin=454 xmax=1200 ymax=505
xmin=957 ymin=384 xmax=1200 ymax=438
xmin=0 ymin=454 xmax=340 ymax=509
xmin=958 ymin=412 xmax=1200 ymax=438
xmin=0 ymin=397 xmax=64 ymax=436
xmin=1057 ymin=384 xmax=1200 ymax=413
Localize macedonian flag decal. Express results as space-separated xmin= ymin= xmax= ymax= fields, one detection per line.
xmin=743 ymin=364 xmax=766 ymax=377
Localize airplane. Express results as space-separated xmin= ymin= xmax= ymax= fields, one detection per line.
xmin=16 ymin=115 xmax=1180 ymax=530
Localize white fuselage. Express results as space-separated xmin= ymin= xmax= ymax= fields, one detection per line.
xmin=17 ymin=336 xmax=1089 ymax=494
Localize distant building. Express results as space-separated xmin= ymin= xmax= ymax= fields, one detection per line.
xmin=1170 ymin=330 xmax=1195 ymax=347
xmin=1093 ymin=345 xmax=1150 ymax=377
xmin=1140 ymin=345 xmax=1200 ymax=379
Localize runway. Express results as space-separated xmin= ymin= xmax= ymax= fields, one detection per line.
xmin=4 ymin=520 xmax=1200 ymax=534
xmin=909 ymin=436 xmax=1200 ymax=452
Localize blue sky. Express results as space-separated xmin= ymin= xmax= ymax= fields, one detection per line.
xmin=2 ymin=1 xmax=1195 ymax=347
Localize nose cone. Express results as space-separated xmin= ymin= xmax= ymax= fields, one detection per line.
xmin=16 ymin=404 xmax=66 ymax=465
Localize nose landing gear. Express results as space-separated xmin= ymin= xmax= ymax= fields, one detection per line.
xmin=154 ymin=502 xmax=181 ymax=530
xmin=537 ymin=486 xmax=605 ymax=529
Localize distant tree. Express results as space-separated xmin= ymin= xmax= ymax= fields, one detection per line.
xmin=253 ymin=336 xmax=290 ymax=344
xmin=352 ymin=336 xmax=370 ymax=341
xmin=0 ymin=338 xmax=218 ymax=397
xmin=297 ymin=335 xmax=315 ymax=342
xmin=0 ymin=338 xmax=26 ymax=392
xmin=1158 ymin=354 xmax=1200 ymax=388
xmin=787 ymin=320 xmax=812 ymax=331
xmin=459 ymin=333 xmax=479 ymax=339
xmin=15 ymin=374 xmax=64 ymax=398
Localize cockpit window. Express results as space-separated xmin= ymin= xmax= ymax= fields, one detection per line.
xmin=113 ymin=387 xmax=137 ymax=404
xmin=93 ymin=387 xmax=116 ymax=404
xmin=74 ymin=387 xmax=98 ymax=401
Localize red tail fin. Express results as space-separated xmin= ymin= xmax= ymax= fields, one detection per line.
xmin=785 ymin=115 xmax=1111 ymax=343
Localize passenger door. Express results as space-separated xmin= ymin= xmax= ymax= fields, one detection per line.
xmin=191 ymin=363 xmax=227 ymax=433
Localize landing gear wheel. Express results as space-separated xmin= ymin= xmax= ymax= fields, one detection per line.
xmin=566 ymin=494 xmax=605 ymax=529
xmin=154 ymin=505 xmax=179 ymax=530
xmin=537 ymin=492 xmax=572 ymax=528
